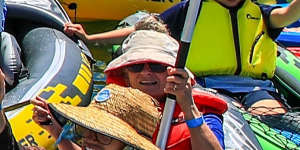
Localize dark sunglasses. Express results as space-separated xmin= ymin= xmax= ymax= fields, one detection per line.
xmin=127 ymin=63 xmax=167 ymax=73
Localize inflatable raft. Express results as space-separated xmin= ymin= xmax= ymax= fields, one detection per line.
xmin=287 ymin=47 xmax=300 ymax=58
xmin=243 ymin=111 xmax=300 ymax=150
xmin=277 ymin=31 xmax=300 ymax=47
xmin=274 ymin=46 xmax=300 ymax=105
xmin=2 ymin=0 xmax=93 ymax=149
xmin=58 ymin=0 xmax=182 ymax=22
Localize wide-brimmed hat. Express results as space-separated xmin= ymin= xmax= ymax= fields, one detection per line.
xmin=49 ymin=84 xmax=161 ymax=150
xmin=104 ymin=30 xmax=179 ymax=86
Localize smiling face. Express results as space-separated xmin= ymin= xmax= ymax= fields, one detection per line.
xmin=215 ymin=0 xmax=243 ymax=7
xmin=125 ymin=63 xmax=168 ymax=101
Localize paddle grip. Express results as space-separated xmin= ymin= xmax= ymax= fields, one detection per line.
xmin=39 ymin=119 xmax=53 ymax=126
xmin=156 ymin=41 xmax=190 ymax=149
xmin=175 ymin=41 xmax=190 ymax=69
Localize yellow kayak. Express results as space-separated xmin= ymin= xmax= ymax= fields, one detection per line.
xmin=59 ymin=0 xmax=182 ymax=21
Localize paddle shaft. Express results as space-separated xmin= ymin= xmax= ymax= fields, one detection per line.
xmin=3 ymin=100 xmax=31 ymax=112
xmin=155 ymin=0 xmax=201 ymax=149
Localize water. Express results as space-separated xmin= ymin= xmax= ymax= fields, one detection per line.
xmin=79 ymin=20 xmax=120 ymax=97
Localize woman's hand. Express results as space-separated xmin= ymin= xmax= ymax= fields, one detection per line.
xmin=164 ymin=67 xmax=194 ymax=111
xmin=64 ymin=22 xmax=89 ymax=43
xmin=31 ymin=96 xmax=62 ymax=137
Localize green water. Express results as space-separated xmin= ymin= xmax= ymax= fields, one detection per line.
xmin=79 ymin=20 xmax=120 ymax=96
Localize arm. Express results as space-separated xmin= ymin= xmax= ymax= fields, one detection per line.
xmin=283 ymin=26 xmax=300 ymax=32
xmin=64 ymin=23 xmax=135 ymax=45
xmin=0 ymin=69 xmax=6 ymax=133
xmin=0 ymin=109 xmax=5 ymax=135
xmin=31 ymin=97 xmax=81 ymax=150
xmin=86 ymin=26 xmax=134 ymax=45
xmin=0 ymin=69 xmax=22 ymax=149
xmin=0 ymin=114 xmax=21 ymax=150
xmin=270 ymin=0 xmax=300 ymax=28
xmin=164 ymin=67 xmax=222 ymax=150
xmin=185 ymin=106 xmax=223 ymax=150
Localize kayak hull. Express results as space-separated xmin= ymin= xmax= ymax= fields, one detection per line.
xmin=274 ymin=46 xmax=300 ymax=106
xmin=3 ymin=0 xmax=94 ymax=149
xmin=58 ymin=0 xmax=182 ymax=21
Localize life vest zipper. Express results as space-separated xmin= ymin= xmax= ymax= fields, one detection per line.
xmin=249 ymin=31 xmax=264 ymax=64
xmin=229 ymin=9 xmax=242 ymax=75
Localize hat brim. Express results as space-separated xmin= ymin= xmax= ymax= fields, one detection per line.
xmin=104 ymin=47 xmax=175 ymax=73
xmin=49 ymin=103 xmax=159 ymax=150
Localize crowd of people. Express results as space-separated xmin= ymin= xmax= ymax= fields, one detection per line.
xmin=1 ymin=0 xmax=300 ymax=149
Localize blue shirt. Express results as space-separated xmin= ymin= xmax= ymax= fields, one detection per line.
xmin=204 ymin=114 xmax=225 ymax=149
xmin=159 ymin=0 xmax=282 ymax=93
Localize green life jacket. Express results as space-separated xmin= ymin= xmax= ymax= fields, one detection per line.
xmin=186 ymin=0 xmax=277 ymax=79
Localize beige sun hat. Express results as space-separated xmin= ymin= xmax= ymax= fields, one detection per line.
xmin=49 ymin=84 xmax=161 ymax=150
xmin=105 ymin=30 xmax=178 ymax=72
xmin=104 ymin=30 xmax=179 ymax=86
xmin=104 ymin=30 xmax=195 ymax=86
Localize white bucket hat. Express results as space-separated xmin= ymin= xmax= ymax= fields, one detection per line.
xmin=104 ymin=30 xmax=179 ymax=86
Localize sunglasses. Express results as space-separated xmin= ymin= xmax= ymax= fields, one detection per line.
xmin=74 ymin=124 xmax=113 ymax=146
xmin=127 ymin=63 xmax=167 ymax=73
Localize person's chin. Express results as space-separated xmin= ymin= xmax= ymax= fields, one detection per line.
xmin=84 ymin=147 xmax=103 ymax=150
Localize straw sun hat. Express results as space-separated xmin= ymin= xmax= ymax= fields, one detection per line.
xmin=49 ymin=84 xmax=161 ymax=150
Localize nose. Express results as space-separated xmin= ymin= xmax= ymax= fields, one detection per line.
xmin=140 ymin=64 xmax=152 ymax=74
xmin=83 ymin=130 xmax=98 ymax=141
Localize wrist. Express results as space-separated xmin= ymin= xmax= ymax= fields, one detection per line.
xmin=48 ymin=125 xmax=62 ymax=139
xmin=84 ymin=35 xmax=90 ymax=43
xmin=186 ymin=115 xmax=205 ymax=128
xmin=183 ymin=104 xmax=202 ymax=120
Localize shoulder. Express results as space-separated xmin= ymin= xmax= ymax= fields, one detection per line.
xmin=159 ymin=1 xmax=188 ymax=40
xmin=192 ymin=88 xmax=228 ymax=115
xmin=257 ymin=4 xmax=283 ymax=39
xmin=258 ymin=3 xmax=281 ymax=16
xmin=160 ymin=0 xmax=189 ymax=19
xmin=159 ymin=0 xmax=188 ymax=25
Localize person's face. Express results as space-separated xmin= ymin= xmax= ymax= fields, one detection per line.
xmin=215 ymin=0 xmax=243 ymax=7
xmin=125 ymin=63 xmax=168 ymax=101
xmin=76 ymin=125 xmax=125 ymax=150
